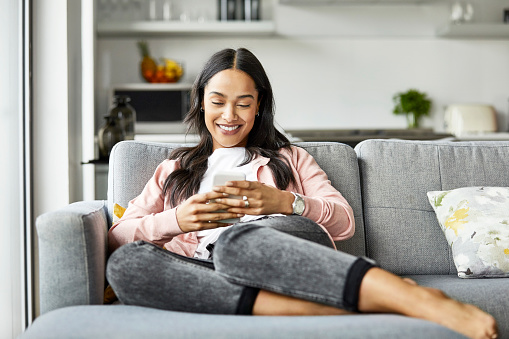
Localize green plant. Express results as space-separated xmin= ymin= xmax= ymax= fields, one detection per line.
xmin=392 ymin=89 xmax=432 ymax=128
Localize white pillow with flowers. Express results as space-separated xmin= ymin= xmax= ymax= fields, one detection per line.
xmin=427 ymin=186 xmax=509 ymax=278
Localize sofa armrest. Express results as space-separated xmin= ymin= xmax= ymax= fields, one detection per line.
xmin=36 ymin=200 xmax=109 ymax=314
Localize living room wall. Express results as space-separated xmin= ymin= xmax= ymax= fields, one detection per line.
xmin=95 ymin=0 xmax=509 ymax=133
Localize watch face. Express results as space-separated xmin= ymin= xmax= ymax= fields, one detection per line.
xmin=293 ymin=194 xmax=305 ymax=215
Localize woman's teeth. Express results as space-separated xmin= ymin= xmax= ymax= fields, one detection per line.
xmin=219 ymin=125 xmax=240 ymax=131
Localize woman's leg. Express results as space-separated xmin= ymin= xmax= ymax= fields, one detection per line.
xmin=214 ymin=222 xmax=498 ymax=339
xmin=214 ymin=220 xmax=370 ymax=312
xmin=106 ymin=240 xmax=258 ymax=315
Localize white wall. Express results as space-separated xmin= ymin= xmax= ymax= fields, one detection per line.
xmin=95 ymin=1 xmax=509 ymax=133
xmin=0 ymin=1 xmax=24 ymax=337
xmin=32 ymin=0 xmax=85 ymax=317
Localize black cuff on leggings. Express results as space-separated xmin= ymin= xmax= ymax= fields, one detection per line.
xmin=236 ymin=287 xmax=260 ymax=315
xmin=343 ymin=258 xmax=376 ymax=312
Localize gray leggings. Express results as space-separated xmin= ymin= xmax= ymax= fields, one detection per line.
xmin=106 ymin=216 xmax=374 ymax=315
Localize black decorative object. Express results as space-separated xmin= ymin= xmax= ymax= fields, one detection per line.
xmin=109 ymin=95 xmax=136 ymax=140
xmin=98 ymin=115 xmax=125 ymax=159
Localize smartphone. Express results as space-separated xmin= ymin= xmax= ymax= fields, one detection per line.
xmin=212 ymin=171 xmax=246 ymax=223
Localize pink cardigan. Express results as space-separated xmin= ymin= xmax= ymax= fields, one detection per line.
xmin=108 ymin=146 xmax=355 ymax=256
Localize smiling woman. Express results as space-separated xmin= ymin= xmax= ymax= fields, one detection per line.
xmin=105 ymin=48 xmax=499 ymax=339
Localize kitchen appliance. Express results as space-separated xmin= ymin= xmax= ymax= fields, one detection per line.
xmin=444 ymin=104 xmax=497 ymax=136
xmin=111 ymin=83 xmax=191 ymax=135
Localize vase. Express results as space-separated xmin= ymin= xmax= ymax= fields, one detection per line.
xmin=98 ymin=115 xmax=125 ymax=158
xmin=406 ymin=113 xmax=419 ymax=129
xmin=109 ymin=95 xmax=136 ymax=140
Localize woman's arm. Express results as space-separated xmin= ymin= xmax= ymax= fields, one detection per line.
xmin=288 ymin=146 xmax=355 ymax=241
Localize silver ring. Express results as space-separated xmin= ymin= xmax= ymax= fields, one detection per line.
xmin=244 ymin=199 xmax=250 ymax=208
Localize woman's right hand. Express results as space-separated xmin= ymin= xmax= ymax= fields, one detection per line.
xmin=176 ymin=191 xmax=244 ymax=233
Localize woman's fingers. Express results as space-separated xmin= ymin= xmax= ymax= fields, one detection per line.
xmin=212 ymin=180 xmax=259 ymax=196
xmin=176 ymin=191 xmax=245 ymax=233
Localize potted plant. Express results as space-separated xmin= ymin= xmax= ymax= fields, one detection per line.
xmin=392 ymin=89 xmax=432 ymax=129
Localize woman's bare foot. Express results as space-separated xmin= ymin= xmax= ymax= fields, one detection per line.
xmin=358 ymin=268 xmax=498 ymax=339
xmin=413 ymin=288 xmax=498 ymax=339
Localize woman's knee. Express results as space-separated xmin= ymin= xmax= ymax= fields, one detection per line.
xmin=106 ymin=240 xmax=154 ymax=286
xmin=260 ymin=216 xmax=335 ymax=248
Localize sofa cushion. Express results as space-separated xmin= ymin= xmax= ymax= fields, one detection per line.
xmin=108 ymin=141 xmax=366 ymax=257
xmin=427 ymin=186 xmax=509 ymax=278
xmin=355 ymin=139 xmax=509 ymax=275
xmin=22 ymin=305 xmax=466 ymax=339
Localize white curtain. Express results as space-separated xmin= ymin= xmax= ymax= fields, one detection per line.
xmin=0 ymin=0 xmax=25 ymax=338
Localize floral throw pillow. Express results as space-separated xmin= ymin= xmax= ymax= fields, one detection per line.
xmin=427 ymin=187 xmax=509 ymax=278
xmin=112 ymin=203 xmax=126 ymax=225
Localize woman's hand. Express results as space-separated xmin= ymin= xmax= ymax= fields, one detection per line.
xmin=212 ymin=181 xmax=295 ymax=216
xmin=176 ymin=191 xmax=245 ymax=233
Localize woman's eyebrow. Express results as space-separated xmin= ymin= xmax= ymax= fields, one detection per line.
xmin=208 ymin=91 xmax=254 ymax=100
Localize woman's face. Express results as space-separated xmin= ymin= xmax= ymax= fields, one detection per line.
xmin=203 ymin=69 xmax=259 ymax=150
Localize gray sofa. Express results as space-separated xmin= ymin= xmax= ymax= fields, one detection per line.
xmin=23 ymin=139 xmax=509 ymax=339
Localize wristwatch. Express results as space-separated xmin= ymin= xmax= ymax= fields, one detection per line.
xmin=291 ymin=192 xmax=305 ymax=215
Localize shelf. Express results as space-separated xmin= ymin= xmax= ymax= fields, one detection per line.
xmin=96 ymin=20 xmax=275 ymax=37
xmin=436 ymin=23 xmax=509 ymax=39
xmin=279 ymin=0 xmax=442 ymax=5
xmin=112 ymin=83 xmax=193 ymax=90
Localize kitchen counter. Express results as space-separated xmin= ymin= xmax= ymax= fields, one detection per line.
xmin=285 ymin=129 xmax=453 ymax=147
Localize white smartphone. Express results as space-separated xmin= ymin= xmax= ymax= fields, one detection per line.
xmin=212 ymin=171 xmax=246 ymax=223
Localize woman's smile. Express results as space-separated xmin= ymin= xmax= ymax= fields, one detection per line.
xmin=218 ymin=124 xmax=241 ymax=132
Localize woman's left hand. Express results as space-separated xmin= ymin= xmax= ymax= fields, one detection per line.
xmin=212 ymin=181 xmax=295 ymax=216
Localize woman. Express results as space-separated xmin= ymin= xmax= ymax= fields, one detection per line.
xmin=107 ymin=48 xmax=497 ymax=339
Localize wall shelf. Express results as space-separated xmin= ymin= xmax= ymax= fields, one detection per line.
xmin=279 ymin=0 xmax=443 ymax=5
xmin=436 ymin=23 xmax=509 ymax=39
xmin=96 ymin=20 xmax=275 ymax=37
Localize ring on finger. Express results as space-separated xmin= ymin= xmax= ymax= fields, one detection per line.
xmin=243 ymin=196 xmax=250 ymax=208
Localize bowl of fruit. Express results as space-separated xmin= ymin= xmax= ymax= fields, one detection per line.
xmin=137 ymin=41 xmax=183 ymax=83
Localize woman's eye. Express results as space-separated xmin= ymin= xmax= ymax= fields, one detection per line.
xmin=237 ymin=104 xmax=251 ymax=108
xmin=212 ymin=102 xmax=224 ymax=106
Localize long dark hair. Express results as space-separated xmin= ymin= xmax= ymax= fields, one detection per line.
xmin=163 ymin=48 xmax=295 ymax=206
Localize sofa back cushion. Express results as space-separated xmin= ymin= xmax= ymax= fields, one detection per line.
xmin=108 ymin=141 xmax=366 ymax=257
xmin=355 ymin=139 xmax=509 ymax=275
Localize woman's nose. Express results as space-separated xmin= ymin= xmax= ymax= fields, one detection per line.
xmin=221 ymin=105 xmax=237 ymax=122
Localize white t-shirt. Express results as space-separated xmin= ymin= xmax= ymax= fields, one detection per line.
xmin=194 ymin=147 xmax=258 ymax=259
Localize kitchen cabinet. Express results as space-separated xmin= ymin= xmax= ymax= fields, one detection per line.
xmin=97 ymin=20 xmax=275 ymax=37
xmin=436 ymin=23 xmax=509 ymax=39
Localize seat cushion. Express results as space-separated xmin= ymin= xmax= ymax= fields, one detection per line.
xmin=22 ymin=305 xmax=466 ymax=339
